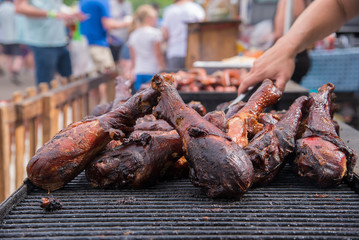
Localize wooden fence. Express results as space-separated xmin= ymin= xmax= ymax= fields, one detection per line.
xmin=0 ymin=72 xmax=117 ymax=202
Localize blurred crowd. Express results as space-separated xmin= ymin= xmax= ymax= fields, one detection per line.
xmin=0 ymin=0 xmax=206 ymax=91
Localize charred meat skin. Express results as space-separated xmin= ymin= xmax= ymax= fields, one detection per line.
xmin=226 ymin=79 xmax=282 ymax=148
xmin=187 ymin=101 xmax=207 ymax=116
xmin=152 ymin=74 xmax=254 ymax=198
xmin=134 ymin=119 xmax=174 ymax=132
xmin=293 ymin=83 xmax=357 ymax=187
xmin=86 ymin=130 xmax=183 ymax=188
xmin=203 ymin=111 xmax=227 ymax=133
xmin=27 ymin=87 xmax=160 ymax=191
xmin=245 ymin=96 xmax=308 ymax=185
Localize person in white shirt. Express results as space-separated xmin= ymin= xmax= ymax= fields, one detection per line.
xmin=108 ymin=0 xmax=133 ymax=65
xmin=128 ymin=4 xmax=165 ymax=91
xmin=161 ymin=0 xmax=205 ymax=71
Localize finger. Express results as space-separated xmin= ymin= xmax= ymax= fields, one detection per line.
xmin=237 ymin=72 xmax=262 ymax=95
xmin=274 ymin=76 xmax=288 ymax=92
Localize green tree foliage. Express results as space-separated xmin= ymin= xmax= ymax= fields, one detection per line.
xmin=129 ymin=0 xmax=173 ymax=16
xmin=62 ymin=0 xmax=173 ymax=17
xmin=63 ymin=0 xmax=78 ymax=6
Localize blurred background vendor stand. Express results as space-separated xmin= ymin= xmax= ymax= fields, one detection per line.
xmin=186 ymin=20 xmax=241 ymax=69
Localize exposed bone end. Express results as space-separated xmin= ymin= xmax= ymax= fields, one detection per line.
xmin=151 ymin=73 xmax=175 ymax=92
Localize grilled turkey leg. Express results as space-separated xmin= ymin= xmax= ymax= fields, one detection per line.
xmin=226 ymin=79 xmax=282 ymax=147
xmin=293 ymin=83 xmax=357 ymax=187
xmin=152 ymin=74 xmax=254 ymax=198
xmin=86 ymin=130 xmax=183 ymax=188
xmin=27 ymin=87 xmax=160 ymax=191
xmin=245 ymin=96 xmax=308 ymax=185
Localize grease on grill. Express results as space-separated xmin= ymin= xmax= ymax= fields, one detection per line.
xmin=40 ymin=197 xmax=62 ymax=211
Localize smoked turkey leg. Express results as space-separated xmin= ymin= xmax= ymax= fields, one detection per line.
xmin=152 ymin=74 xmax=254 ymax=198
xmin=27 ymin=87 xmax=160 ymax=191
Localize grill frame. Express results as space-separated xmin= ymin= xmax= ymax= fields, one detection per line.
xmin=1 ymin=123 xmax=359 ymax=240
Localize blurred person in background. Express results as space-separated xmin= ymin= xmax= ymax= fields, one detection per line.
xmin=161 ymin=0 xmax=205 ymax=71
xmin=118 ymin=42 xmax=132 ymax=80
xmin=108 ymin=0 xmax=132 ymax=66
xmin=128 ymin=4 xmax=165 ymax=92
xmin=0 ymin=47 xmax=4 ymax=77
xmin=0 ymin=10 xmax=4 ymax=77
xmin=79 ymin=0 xmax=131 ymax=73
xmin=15 ymin=0 xmax=84 ymax=86
xmin=273 ymin=0 xmax=311 ymax=84
xmin=0 ymin=0 xmax=23 ymax=85
xmin=238 ymin=0 xmax=359 ymax=94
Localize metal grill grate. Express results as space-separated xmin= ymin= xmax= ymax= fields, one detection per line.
xmin=1 ymin=165 xmax=359 ymax=239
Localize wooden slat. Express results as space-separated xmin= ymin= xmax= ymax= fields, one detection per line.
xmin=62 ymin=103 xmax=69 ymax=128
xmin=39 ymin=82 xmax=49 ymax=93
xmin=106 ymin=77 xmax=116 ymax=103
xmin=13 ymin=92 xmax=25 ymax=188
xmin=42 ymin=92 xmax=57 ymax=144
xmin=78 ymin=95 xmax=84 ymax=120
xmin=89 ymin=87 xmax=100 ymax=114
xmin=51 ymin=79 xmax=60 ymax=89
xmin=0 ymin=104 xmax=12 ymax=202
xmin=71 ymin=98 xmax=80 ymax=122
xmin=83 ymin=92 xmax=90 ymax=117
xmin=26 ymin=87 xmax=39 ymax=158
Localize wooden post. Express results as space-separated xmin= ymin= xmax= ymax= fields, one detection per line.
xmin=26 ymin=87 xmax=39 ymax=158
xmin=71 ymin=98 xmax=80 ymax=122
xmin=42 ymin=92 xmax=57 ymax=144
xmin=83 ymin=92 xmax=90 ymax=118
xmin=13 ymin=91 xmax=25 ymax=188
xmin=0 ymin=104 xmax=11 ymax=202
xmin=62 ymin=101 xmax=69 ymax=129
xmin=106 ymin=78 xmax=115 ymax=103
xmin=39 ymin=82 xmax=49 ymax=93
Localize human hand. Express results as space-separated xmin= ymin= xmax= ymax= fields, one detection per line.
xmin=237 ymin=40 xmax=296 ymax=94
xmin=55 ymin=12 xmax=87 ymax=24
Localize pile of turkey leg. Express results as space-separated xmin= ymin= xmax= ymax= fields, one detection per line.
xmin=27 ymin=73 xmax=357 ymax=199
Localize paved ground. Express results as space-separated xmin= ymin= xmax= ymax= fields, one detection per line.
xmin=0 ymin=68 xmax=36 ymax=102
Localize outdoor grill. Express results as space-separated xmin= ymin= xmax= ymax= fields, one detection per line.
xmin=1 ymin=81 xmax=359 ymax=239
xmin=1 ymin=121 xmax=359 ymax=239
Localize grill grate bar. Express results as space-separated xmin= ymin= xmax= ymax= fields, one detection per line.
xmin=8 ymin=208 xmax=359 ymax=216
xmin=2 ymin=165 xmax=359 ymax=239
xmin=1 ymin=229 xmax=359 ymax=239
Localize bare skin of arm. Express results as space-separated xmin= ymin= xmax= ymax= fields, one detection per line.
xmin=15 ymin=0 xmax=83 ymax=22
xmin=238 ymin=0 xmax=359 ymax=94
xmin=162 ymin=27 xmax=169 ymax=42
xmin=273 ymin=0 xmax=307 ymax=41
xmin=129 ymin=45 xmax=136 ymax=78
xmin=154 ymin=41 xmax=166 ymax=71
xmin=102 ymin=17 xmax=132 ymax=31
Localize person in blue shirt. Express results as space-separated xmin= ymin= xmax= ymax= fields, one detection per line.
xmin=79 ymin=0 xmax=131 ymax=73
xmin=15 ymin=0 xmax=84 ymax=86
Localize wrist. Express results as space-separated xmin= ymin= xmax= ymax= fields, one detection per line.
xmin=47 ymin=10 xmax=57 ymax=19
xmin=275 ymin=37 xmax=299 ymax=58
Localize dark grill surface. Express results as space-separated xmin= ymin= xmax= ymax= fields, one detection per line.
xmin=1 ymin=165 xmax=359 ymax=240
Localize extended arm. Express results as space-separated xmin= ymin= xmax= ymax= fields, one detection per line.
xmin=273 ymin=0 xmax=307 ymax=41
xmin=15 ymin=0 xmax=48 ymax=18
xmin=101 ymin=16 xmax=132 ymax=31
xmin=154 ymin=41 xmax=166 ymax=71
xmin=238 ymin=0 xmax=359 ymax=93
xmin=129 ymin=45 xmax=136 ymax=77
xmin=15 ymin=0 xmax=84 ymax=22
